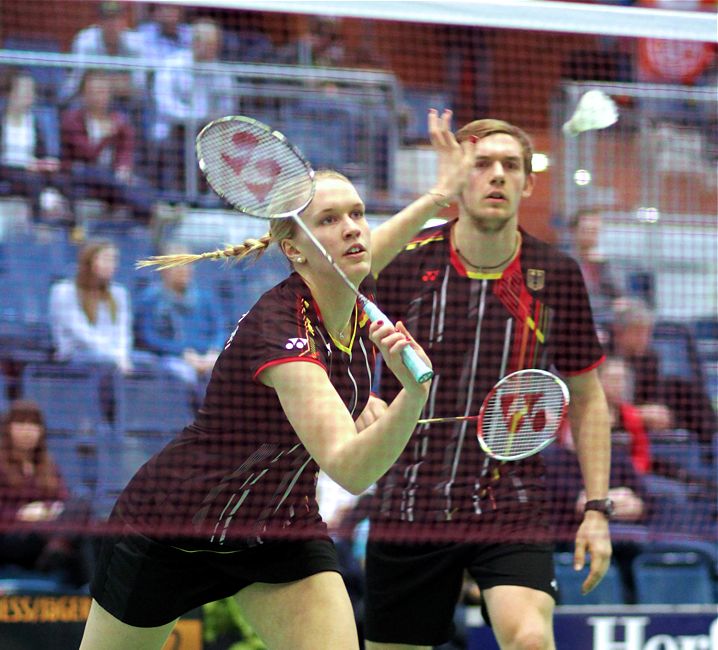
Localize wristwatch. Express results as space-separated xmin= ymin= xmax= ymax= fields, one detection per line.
xmin=584 ymin=498 xmax=615 ymax=519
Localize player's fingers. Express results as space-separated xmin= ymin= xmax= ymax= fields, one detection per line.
xmin=428 ymin=108 xmax=456 ymax=149
xmin=573 ymin=540 xmax=587 ymax=572
xmin=427 ymin=108 xmax=441 ymax=144
xmin=582 ymin=553 xmax=610 ymax=595
xmin=369 ymin=321 xmax=405 ymax=349
xmin=368 ymin=319 xmax=399 ymax=346
xmin=393 ymin=321 xmax=431 ymax=366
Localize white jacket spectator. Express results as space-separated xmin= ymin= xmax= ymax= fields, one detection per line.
xmin=151 ymin=20 xmax=235 ymax=141
xmin=49 ymin=241 xmax=132 ymax=373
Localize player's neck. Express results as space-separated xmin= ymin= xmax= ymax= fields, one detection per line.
xmin=452 ymin=220 xmax=520 ymax=272
xmin=305 ymin=276 xmax=357 ymax=344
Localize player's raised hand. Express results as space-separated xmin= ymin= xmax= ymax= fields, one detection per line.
xmin=427 ymin=108 xmax=477 ymax=204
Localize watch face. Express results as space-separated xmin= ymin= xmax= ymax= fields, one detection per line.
xmin=586 ymin=499 xmax=614 ymax=517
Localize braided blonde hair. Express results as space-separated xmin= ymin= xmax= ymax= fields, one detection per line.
xmin=136 ymin=170 xmax=353 ymax=271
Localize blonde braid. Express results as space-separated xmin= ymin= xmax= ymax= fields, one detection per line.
xmin=136 ymin=235 xmax=274 ymax=270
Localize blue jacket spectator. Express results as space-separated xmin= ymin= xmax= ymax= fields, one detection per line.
xmin=135 ymin=246 xmax=225 ymax=390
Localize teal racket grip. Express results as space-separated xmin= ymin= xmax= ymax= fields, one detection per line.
xmin=362 ymin=301 xmax=434 ymax=384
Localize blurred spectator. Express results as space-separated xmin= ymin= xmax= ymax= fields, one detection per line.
xmin=61 ymin=70 xmax=154 ymax=221
xmin=276 ymin=16 xmax=383 ymax=68
xmin=137 ymin=3 xmax=192 ymax=60
xmin=568 ymin=208 xmax=623 ymax=325
xmin=599 ymin=356 xmax=652 ymax=474
xmin=49 ymin=239 xmax=133 ymax=373
xmin=150 ymin=19 xmax=235 ymax=192
xmin=134 ymin=243 xmax=225 ymax=399
xmin=0 ymin=400 xmax=91 ymax=587
xmin=610 ymin=298 xmax=673 ymax=432
xmin=60 ymin=1 xmax=145 ymax=109
xmin=610 ymin=297 xmax=717 ymax=446
xmin=0 ymin=70 xmax=70 ymax=222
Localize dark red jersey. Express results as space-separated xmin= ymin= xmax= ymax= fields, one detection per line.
xmin=373 ymin=221 xmax=604 ymax=540
xmin=114 ymin=272 xmax=376 ymax=550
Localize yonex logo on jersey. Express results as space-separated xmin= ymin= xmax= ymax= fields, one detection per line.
xmin=285 ymin=338 xmax=308 ymax=350
xmin=422 ymin=269 xmax=439 ymax=282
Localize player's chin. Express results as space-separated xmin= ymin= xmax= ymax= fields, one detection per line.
xmin=341 ymin=253 xmax=371 ymax=282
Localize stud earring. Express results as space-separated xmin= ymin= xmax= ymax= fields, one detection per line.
xmin=295 ymin=256 xmax=305 ymax=264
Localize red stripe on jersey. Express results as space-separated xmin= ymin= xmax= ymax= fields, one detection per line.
xmin=561 ymin=354 xmax=606 ymax=377
xmin=253 ymin=357 xmax=327 ymax=382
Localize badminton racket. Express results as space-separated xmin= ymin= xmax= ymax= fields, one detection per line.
xmin=195 ymin=115 xmax=433 ymax=383
xmin=418 ymin=369 xmax=569 ymax=461
xmin=562 ymin=90 xmax=618 ymax=137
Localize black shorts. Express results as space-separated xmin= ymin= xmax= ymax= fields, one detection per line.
xmin=364 ymin=540 xmax=557 ymax=646
xmin=90 ymin=526 xmax=341 ymax=627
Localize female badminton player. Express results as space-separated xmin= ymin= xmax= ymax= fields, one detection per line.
xmin=80 ymin=110 xmax=475 ymax=650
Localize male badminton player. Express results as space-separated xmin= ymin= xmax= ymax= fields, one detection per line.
xmin=363 ymin=118 xmax=613 ymax=650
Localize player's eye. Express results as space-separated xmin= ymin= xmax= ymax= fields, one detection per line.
xmin=351 ymin=210 xmax=365 ymax=220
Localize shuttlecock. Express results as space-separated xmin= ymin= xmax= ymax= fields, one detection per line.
xmin=562 ymin=90 xmax=618 ymax=137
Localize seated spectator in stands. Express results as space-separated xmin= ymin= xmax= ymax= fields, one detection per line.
xmin=150 ymin=19 xmax=235 ymax=192
xmin=60 ymin=0 xmax=145 ymax=111
xmin=599 ymin=356 xmax=652 ymax=474
xmin=610 ymin=297 xmax=717 ymax=447
xmin=61 ymin=70 xmax=154 ymax=221
xmin=0 ymin=400 xmax=91 ymax=587
xmin=137 ymin=2 xmax=192 ymax=59
xmin=134 ymin=243 xmax=225 ymax=398
xmin=610 ymin=298 xmax=673 ymax=432
xmin=275 ymin=15 xmax=383 ymax=68
xmin=0 ymin=70 xmax=70 ymax=222
xmin=569 ymin=208 xmax=623 ymax=325
xmin=49 ymin=239 xmax=133 ymax=374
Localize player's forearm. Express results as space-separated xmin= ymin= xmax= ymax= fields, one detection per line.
xmin=331 ymin=388 xmax=426 ymax=494
xmin=371 ymin=192 xmax=446 ymax=275
xmin=571 ymin=395 xmax=611 ymax=501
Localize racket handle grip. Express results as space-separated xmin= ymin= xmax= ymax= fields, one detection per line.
xmin=362 ymin=302 xmax=433 ymax=384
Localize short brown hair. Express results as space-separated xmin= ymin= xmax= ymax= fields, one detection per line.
xmin=455 ymin=118 xmax=534 ymax=174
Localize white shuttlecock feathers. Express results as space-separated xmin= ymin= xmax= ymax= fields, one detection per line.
xmin=562 ymin=90 xmax=619 ymax=137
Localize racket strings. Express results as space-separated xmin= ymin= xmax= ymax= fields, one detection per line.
xmin=197 ymin=120 xmax=313 ymax=217
xmin=480 ymin=374 xmax=566 ymax=458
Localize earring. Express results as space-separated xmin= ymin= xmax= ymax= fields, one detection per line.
xmin=295 ymin=256 xmax=305 ymax=264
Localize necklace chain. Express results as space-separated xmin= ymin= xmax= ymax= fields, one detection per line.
xmin=454 ymin=232 xmax=520 ymax=271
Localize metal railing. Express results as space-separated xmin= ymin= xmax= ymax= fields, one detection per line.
xmin=0 ymin=49 xmax=403 ymax=202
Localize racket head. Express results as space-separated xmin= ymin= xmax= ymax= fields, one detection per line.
xmin=477 ymin=369 xmax=569 ymax=461
xmin=196 ymin=115 xmax=315 ymax=220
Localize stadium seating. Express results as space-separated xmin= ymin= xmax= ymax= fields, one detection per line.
xmin=1 ymin=35 xmax=65 ymax=102
xmin=553 ymin=552 xmax=626 ymax=605
xmin=45 ymin=435 xmax=100 ymax=501
xmin=693 ymin=318 xmax=718 ymax=362
xmin=21 ymin=362 xmax=110 ymax=436
xmin=0 ymin=573 xmax=69 ymax=596
xmin=0 ymin=318 xmax=53 ymax=363
xmin=0 ymin=371 xmax=8 ymax=414
xmin=652 ymin=320 xmax=705 ymax=383
xmin=114 ymin=367 xmax=194 ymax=437
xmin=632 ymin=551 xmax=715 ymax=605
